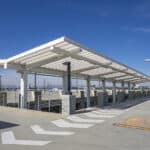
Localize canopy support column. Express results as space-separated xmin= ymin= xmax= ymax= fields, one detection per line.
xmin=62 ymin=62 xmax=75 ymax=115
xmin=112 ymin=81 xmax=116 ymax=104
xmin=128 ymin=82 xmax=131 ymax=91
xmin=132 ymin=83 xmax=135 ymax=90
xmin=34 ymin=73 xmax=37 ymax=91
xmin=63 ymin=62 xmax=71 ymax=95
xmin=121 ymin=81 xmax=125 ymax=92
xmin=97 ymin=79 xmax=107 ymax=107
xmin=20 ymin=71 xmax=28 ymax=108
xmin=86 ymin=76 xmax=91 ymax=108
xmin=63 ymin=73 xmax=68 ymax=94
xmin=120 ymin=81 xmax=125 ymax=102
xmin=102 ymin=79 xmax=106 ymax=93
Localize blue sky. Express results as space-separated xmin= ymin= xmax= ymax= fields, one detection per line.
xmin=0 ymin=0 xmax=150 ymax=87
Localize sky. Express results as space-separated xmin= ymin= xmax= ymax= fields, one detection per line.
xmin=0 ymin=0 xmax=150 ymax=87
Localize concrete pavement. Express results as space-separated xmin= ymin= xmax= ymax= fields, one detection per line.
xmin=0 ymin=99 xmax=150 ymax=150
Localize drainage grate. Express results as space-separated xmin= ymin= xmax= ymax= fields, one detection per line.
xmin=113 ymin=117 xmax=150 ymax=130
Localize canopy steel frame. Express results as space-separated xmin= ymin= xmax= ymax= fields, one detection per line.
xmin=0 ymin=36 xmax=149 ymax=84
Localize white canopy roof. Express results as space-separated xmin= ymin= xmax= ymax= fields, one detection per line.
xmin=0 ymin=36 xmax=149 ymax=83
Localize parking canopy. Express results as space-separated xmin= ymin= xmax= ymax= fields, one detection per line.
xmin=0 ymin=36 xmax=149 ymax=83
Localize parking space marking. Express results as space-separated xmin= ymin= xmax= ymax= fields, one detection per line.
xmin=31 ymin=125 xmax=74 ymax=135
xmin=67 ymin=116 xmax=105 ymax=123
xmin=1 ymin=131 xmax=51 ymax=146
xmin=51 ymin=119 xmax=94 ymax=128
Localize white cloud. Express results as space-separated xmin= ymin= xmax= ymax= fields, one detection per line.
xmin=133 ymin=27 xmax=150 ymax=33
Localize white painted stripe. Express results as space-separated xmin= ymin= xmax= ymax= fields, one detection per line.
xmin=96 ymin=110 xmax=122 ymax=114
xmin=84 ymin=112 xmax=115 ymax=118
xmin=98 ymin=109 xmax=122 ymax=113
xmin=92 ymin=111 xmax=118 ymax=115
xmin=96 ymin=110 xmax=121 ymax=114
xmin=1 ymin=131 xmax=51 ymax=146
xmin=67 ymin=116 xmax=105 ymax=123
xmin=31 ymin=125 xmax=74 ymax=136
xmin=51 ymin=119 xmax=94 ymax=128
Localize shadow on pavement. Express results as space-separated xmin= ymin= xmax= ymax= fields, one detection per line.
xmin=104 ymin=98 xmax=150 ymax=110
xmin=0 ymin=121 xmax=19 ymax=129
xmin=75 ymin=98 xmax=150 ymax=114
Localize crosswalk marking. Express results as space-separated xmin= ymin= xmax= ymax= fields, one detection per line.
xmin=51 ymin=119 xmax=94 ymax=128
xmin=67 ymin=116 xmax=105 ymax=123
xmin=1 ymin=131 xmax=51 ymax=146
xmin=84 ymin=112 xmax=115 ymax=118
xmin=31 ymin=125 xmax=74 ymax=136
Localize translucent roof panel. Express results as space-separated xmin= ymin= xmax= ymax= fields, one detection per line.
xmin=79 ymin=50 xmax=111 ymax=65
xmin=42 ymin=57 xmax=94 ymax=72
xmin=81 ymin=67 xmax=113 ymax=76
xmin=109 ymin=62 xmax=127 ymax=71
xmin=54 ymin=41 xmax=80 ymax=52
xmin=124 ymin=78 xmax=142 ymax=82
xmin=22 ymin=52 xmax=58 ymax=65
xmin=13 ymin=47 xmax=54 ymax=64
xmin=102 ymin=72 xmax=126 ymax=79
xmin=126 ymin=69 xmax=138 ymax=75
xmin=131 ymin=79 xmax=149 ymax=83
xmin=115 ymin=75 xmax=134 ymax=81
